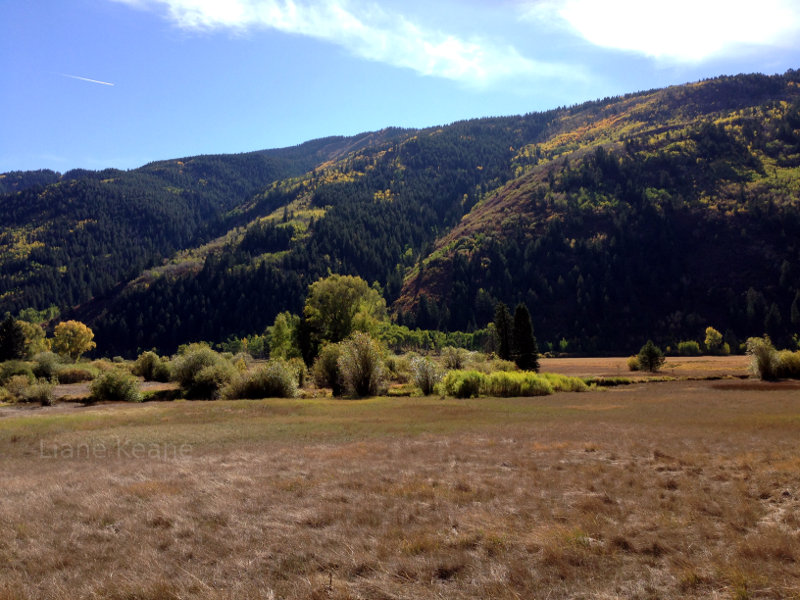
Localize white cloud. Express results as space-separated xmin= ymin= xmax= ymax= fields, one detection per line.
xmin=113 ymin=0 xmax=565 ymax=86
xmin=524 ymin=0 xmax=800 ymax=61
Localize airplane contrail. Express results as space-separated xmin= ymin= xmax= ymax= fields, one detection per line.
xmin=60 ymin=73 xmax=115 ymax=86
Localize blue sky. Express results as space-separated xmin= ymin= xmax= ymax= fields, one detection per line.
xmin=2 ymin=0 xmax=800 ymax=173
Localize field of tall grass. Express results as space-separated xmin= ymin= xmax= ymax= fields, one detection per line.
xmin=1 ymin=374 xmax=799 ymax=599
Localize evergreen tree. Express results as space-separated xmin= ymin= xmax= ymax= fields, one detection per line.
xmin=512 ymin=303 xmax=539 ymax=371
xmin=0 ymin=316 xmax=26 ymax=361
xmin=494 ymin=302 xmax=513 ymax=360
xmin=637 ymin=340 xmax=666 ymax=372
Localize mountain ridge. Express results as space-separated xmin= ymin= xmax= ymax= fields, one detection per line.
xmin=2 ymin=70 xmax=800 ymax=355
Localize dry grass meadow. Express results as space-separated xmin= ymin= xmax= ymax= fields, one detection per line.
xmin=2 ymin=357 xmax=800 ymax=599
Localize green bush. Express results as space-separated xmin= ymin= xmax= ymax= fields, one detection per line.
xmin=704 ymin=326 xmax=724 ymax=354
xmin=483 ymin=371 xmax=552 ymax=397
xmin=412 ymin=357 xmax=441 ymax=395
xmin=775 ymin=350 xmax=800 ymax=379
xmin=312 ymin=343 xmax=344 ymax=396
xmin=91 ymin=359 xmax=116 ymax=373
xmin=231 ymin=352 xmax=253 ymax=373
xmin=191 ymin=362 xmax=237 ymax=399
xmin=637 ymin=341 xmax=666 ymax=372
xmin=385 ymin=354 xmax=413 ymax=383
xmin=89 ymin=369 xmax=142 ymax=403
xmin=338 ymin=332 xmax=386 ymax=397
xmin=440 ymin=370 xmax=587 ymax=398
xmin=676 ymin=340 xmax=701 ymax=356
xmin=467 ymin=357 xmax=518 ymax=374
xmin=747 ymin=336 xmax=779 ymax=380
xmin=540 ymin=373 xmax=589 ymax=392
xmin=132 ymin=351 xmax=171 ymax=382
xmin=32 ymin=352 xmax=61 ymax=380
xmin=172 ymin=344 xmax=234 ymax=399
xmin=3 ymin=375 xmax=31 ymax=400
xmin=152 ymin=360 xmax=172 ymax=382
xmin=22 ymin=380 xmax=55 ymax=406
xmin=286 ymin=357 xmax=308 ymax=388
xmin=0 ymin=386 xmax=12 ymax=404
xmin=0 ymin=361 xmax=34 ymax=385
xmin=627 ymin=356 xmax=640 ymax=371
xmin=441 ymin=370 xmax=485 ymax=398
xmin=56 ymin=368 xmax=95 ymax=384
xmin=221 ymin=361 xmax=298 ymax=399
xmin=441 ymin=346 xmax=467 ymax=370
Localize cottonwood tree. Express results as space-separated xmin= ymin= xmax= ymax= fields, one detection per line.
xmin=302 ymin=274 xmax=386 ymax=358
xmin=267 ymin=311 xmax=300 ymax=359
xmin=52 ymin=320 xmax=96 ymax=361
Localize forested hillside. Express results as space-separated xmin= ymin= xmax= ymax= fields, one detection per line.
xmin=396 ymin=77 xmax=800 ymax=351
xmin=2 ymin=71 xmax=800 ymax=356
xmin=0 ymin=130 xmax=409 ymax=314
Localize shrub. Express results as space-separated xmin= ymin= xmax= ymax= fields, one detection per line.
xmin=132 ymin=351 xmax=171 ymax=382
xmin=627 ymin=356 xmax=640 ymax=371
xmin=775 ymin=350 xmax=800 ymax=379
xmin=467 ymin=357 xmax=518 ymax=374
xmin=32 ymin=352 xmax=61 ymax=380
xmin=412 ymin=357 xmax=441 ymax=395
xmin=90 ymin=359 xmax=116 ymax=373
xmin=172 ymin=344 xmax=235 ymax=399
xmin=441 ymin=346 xmax=467 ymax=370
xmin=22 ymin=380 xmax=55 ymax=406
xmin=232 ymin=352 xmax=252 ymax=373
xmin=541 ymin=373 xmax=589 ymax=392
xmin=89 ymin=369 xmax=142 ymax=403
xmin=488 ymin=359 xmax=518 ymax=372
xmin=637 ymin=340 xmax=666 ymax=372
xmin=221 ymin=361 xmax=298 ymax=399
xmin=56 ymin=368 xmax=95 ymax=384
xmin=747 ymin=336 xmax=779 ymax=381
xmin=312 ymin=343 xmax=344 ymax=396
xmin=704 ymin=326 xmax=724 ymax=354
xmin=0 ymin=386 xmax=12 ymax=404
xmin=0 ymin=361 xmax=34 ymax=385
xmin=4 ymin=375 xmax=32 ymax=400
xmin=483 ymin=371 xmax=552 ymax=397
xmin=191 ymin=362 xmax=237 ymax=400
xmin=151 ymin=360 xmax=172 ymax=382
xmin=676 ymin=341 xmax=701 ymax=356
xmin=286 ymin=357 xmax=307 ymax=388
xmin=385 ymin=354 xmax=413 ymax=383
xmin=337 ymin=332 xmax=386 ymax=397
xmin=441 ymin=370 xmax=485 ymax=398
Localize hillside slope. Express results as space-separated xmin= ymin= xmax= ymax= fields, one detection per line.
xmin=0 ymin=130 xmax=410 ymax=314
xmin=3 ymin=71 xmax=800 ymax=356
xmin=396 ymin=74 xmax=800 ymax=351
